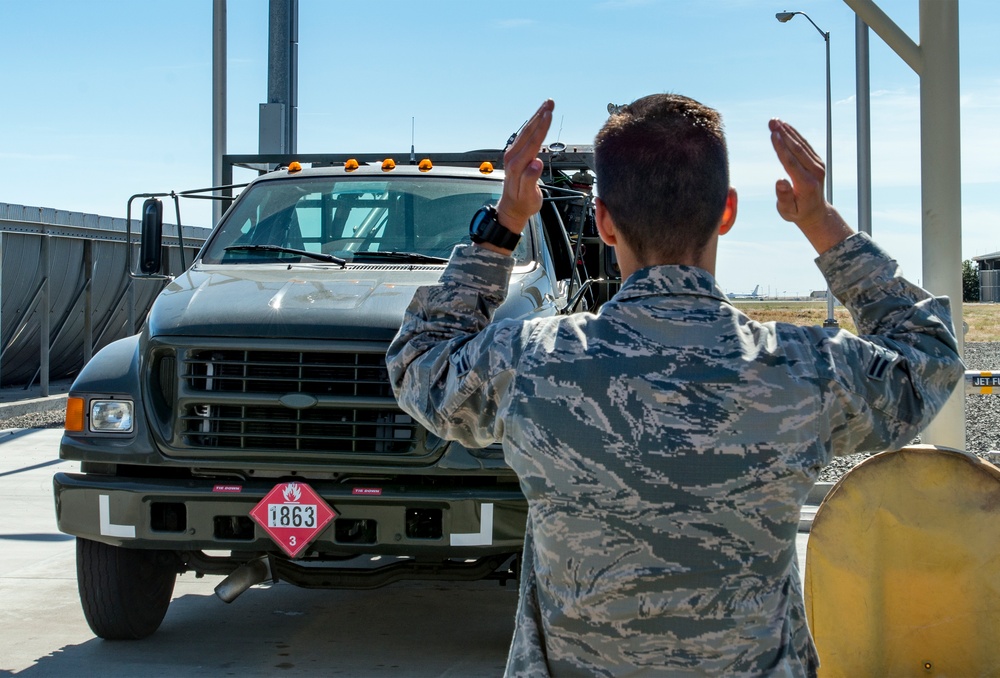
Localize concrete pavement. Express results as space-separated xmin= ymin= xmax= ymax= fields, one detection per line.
xmin=0 ymin=428 xmax=814 ymax=676
xmin=0 ymin=428 xmax=513 ymax=676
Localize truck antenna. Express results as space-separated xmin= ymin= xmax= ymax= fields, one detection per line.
xmin=505 ymin=119 xmax=528 ymax=151
xmin=410 ymin=117 xmax=416 ymax=165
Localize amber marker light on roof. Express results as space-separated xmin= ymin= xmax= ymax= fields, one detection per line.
xmin=65 ymin=396 xmax=85 ymax=432
xmin=479 ymin=162 xmax=494 ymax=174
xmin=287 ymin=161 xmax=302 ymax=173
xmin=382 ymin=158 xmax=396 ymax=172
xmin=418 ymin=158 xmax=433 ymax=172
xmin=345 ymin=159 xmax=359 ymax=172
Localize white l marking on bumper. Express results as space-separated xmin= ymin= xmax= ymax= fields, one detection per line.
xmin=99 ymin=494 xmax=136 ymax=538
xmin=450 ymin=503 xmax=494 ymax=546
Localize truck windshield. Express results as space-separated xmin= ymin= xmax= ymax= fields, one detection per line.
xmin=201 ymin=175 xmax=528 ymax=264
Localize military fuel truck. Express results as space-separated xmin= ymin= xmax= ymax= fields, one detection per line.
xmin=52 ymin=146 xmax=617 ymax=639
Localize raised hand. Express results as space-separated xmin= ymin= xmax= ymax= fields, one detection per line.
xmin=496 ymin=100 xmax=555 ymax=234
xmin=769 ymin=118 xmax=853 ymax=254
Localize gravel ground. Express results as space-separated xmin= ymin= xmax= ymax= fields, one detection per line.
xmin=0 ymin=408 xmax=65 ymax=430
xmin=5 ymin=343 xmax=997 ymax=484
xmin=819 ymin=341 xmax=996 ymax=482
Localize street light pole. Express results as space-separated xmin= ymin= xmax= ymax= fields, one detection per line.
xmin=776 ymin=10 xmax=837 ymax=327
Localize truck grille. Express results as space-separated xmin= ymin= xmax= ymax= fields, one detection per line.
xmin=168 ymin=346 xmax=430 ymax=460
xmin=184 ymin=349 xmax=393 ymax=398
xmin=181 ymin=403 xmax=416 ymax=453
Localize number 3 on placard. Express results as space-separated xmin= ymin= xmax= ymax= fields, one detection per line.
xmin=289 ymin=535 xmax=297 ymax=546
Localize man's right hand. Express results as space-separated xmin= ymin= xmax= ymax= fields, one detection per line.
xmin=495 ymin=100 xmax=555 ymax=236
xmin=769 ymin=118 xmax=853 ymax=255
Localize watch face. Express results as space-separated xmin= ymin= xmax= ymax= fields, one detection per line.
xmin=469 ymin=204 xmax=521 ymax=249
xmin=469 ymin=206 xmax=495 ymax=242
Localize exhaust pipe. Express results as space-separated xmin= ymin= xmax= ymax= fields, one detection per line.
xmin=214 ymin=556 xmax=272 ymax=603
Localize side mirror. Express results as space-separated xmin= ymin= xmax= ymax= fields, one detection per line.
xmin=139 ymin=198 xmax=163 ymax=274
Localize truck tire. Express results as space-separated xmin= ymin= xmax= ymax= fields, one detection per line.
xmin=76 ymin=537 xmax=179 ymax=640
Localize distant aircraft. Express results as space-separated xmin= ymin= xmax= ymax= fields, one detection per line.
xmin=731 ymin=285 xmax=763 ymax=300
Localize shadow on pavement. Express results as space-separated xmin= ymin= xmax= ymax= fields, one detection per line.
xmin=0 ymin=533 xmax=74 ymax=542
xmin=10 ymin=579 xmax=517 ymax=677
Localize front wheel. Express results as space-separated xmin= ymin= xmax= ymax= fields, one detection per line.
xmin=76 ymin=538 xmax=179 ymax=640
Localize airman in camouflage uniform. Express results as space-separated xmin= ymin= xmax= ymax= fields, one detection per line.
xmin=387 ymin=96 xmax=963 ymax=676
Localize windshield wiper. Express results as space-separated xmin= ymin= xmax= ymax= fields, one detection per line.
xmin=224 ymin=244 xmax=347 ymax=267
xmin=350 ymin=251 xmax=449 ymax=264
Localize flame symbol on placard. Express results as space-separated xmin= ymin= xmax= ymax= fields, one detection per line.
xmin=283 ymin=482 xmax=302 ymax=502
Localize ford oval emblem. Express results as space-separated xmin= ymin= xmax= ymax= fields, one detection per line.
xmin=279 ymin=393 xmax=318 ymax=410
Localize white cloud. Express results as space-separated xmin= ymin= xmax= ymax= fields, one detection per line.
xmin=595 ymin=0 xmax=657 ymax=8
xmin=0 ymin=151 xmax=77 ymax=162
xmin=495 ymin=18 xmax=535 ymax=29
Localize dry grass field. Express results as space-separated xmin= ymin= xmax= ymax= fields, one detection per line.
xmin=962 ymin=303 xmax=1000 ymax=342
xmin=734 ymin=301 xmax=1000 ymax=343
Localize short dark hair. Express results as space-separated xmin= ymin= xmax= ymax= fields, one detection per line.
xmin=594 ymin=94 xmax=730 ymax=264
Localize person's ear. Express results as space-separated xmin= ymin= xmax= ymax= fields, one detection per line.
xmin=595 ymin=198 xmax=618 ymax=246
xmin=718 ymin=188 xmax=738 ymax=236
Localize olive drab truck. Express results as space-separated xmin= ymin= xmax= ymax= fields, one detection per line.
xmin=52 ymin=145 xmax=618 ymax=639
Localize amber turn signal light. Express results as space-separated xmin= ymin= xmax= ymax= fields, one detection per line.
xmin=65 ymin=397 xmax=85 ymax=432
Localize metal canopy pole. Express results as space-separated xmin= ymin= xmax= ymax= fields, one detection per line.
xmin=856 ymin=16 xmax=872 ymax=237
xmin=776 ymin=11 xmax=839 ymax=328
xmin=843 ymin=0 xmax=964 ymax=449
xmin=83 ymin=239 xmax=93 ymax=364
xmin=259 ymin=0 xmax=298 ymax=155
xmin=0 ymin=232 xmax=3 ymax=388
xmin=822 ymin=27 xmax=836 ymax=327
xmin=212 ymin=0 xmax=227 ymax=227
xmin=40 ymin=235 xmax=50 ymax=396
xmin=917 ymin=0 xmax=963 ymax=448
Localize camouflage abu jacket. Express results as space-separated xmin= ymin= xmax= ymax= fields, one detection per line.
xmin=386 ymin=233 xmax=963 ymax=677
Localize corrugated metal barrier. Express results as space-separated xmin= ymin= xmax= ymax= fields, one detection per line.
xmin=980 ymin=269 xmax=1000 ymax=303
xmin=0 ymin=202 xmax=212 ymax=393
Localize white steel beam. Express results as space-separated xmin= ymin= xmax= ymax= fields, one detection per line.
xmin=843 ymin=0 xmax=964 ymax=449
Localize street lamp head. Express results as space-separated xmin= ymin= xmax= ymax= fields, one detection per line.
xmin=776 ymin=10 xmax=827 ymax=40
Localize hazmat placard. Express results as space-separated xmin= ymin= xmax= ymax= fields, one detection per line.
xmin=249 ymin=482 xmax=336 ymax=558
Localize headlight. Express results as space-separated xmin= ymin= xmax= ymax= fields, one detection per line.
xmin=90 ymin=400 xmax=134 ymax=433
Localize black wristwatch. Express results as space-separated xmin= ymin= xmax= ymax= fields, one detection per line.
xmin=469 ymin=205 xmax=522 ymax=251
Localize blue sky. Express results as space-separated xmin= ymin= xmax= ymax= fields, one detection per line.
xmin=1 ymin=0 xmax=997 ymax=296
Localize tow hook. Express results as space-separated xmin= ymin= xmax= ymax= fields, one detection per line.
xmin=214 ymin=556 xmax=273 ymax=603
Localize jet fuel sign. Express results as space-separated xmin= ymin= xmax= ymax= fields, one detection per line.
xmin=967 ymin=371 xmax=1000 ymax=395
xmin=250 ymin=482 xmax=336 ymax=558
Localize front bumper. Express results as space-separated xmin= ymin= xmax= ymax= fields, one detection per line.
xmin=53 ymin=472 xmax=527 ymax=558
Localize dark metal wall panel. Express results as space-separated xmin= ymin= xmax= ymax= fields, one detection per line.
xmin=981 ymin=270 xmax=1000 ymax=304
xmin=0 ymin=202 xmax=211 ymax=388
